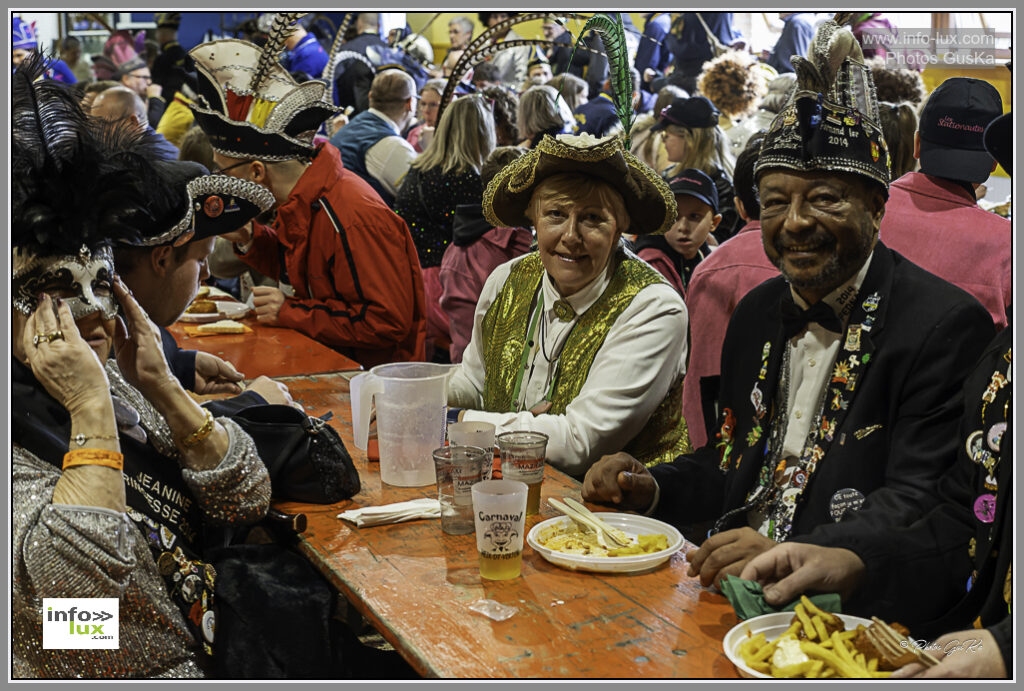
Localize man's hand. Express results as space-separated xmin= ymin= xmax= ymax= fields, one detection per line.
xmin=244 ymin=375 xmax=301 ymax=410
xmin=582 ymin=453 xmax=656 ymax=512
xmin=146 ymin=83 xmax=163 ymax=100
xmin=643 ymin=67 xmax=657 ymax=83
xmin=890 ymin=628 xmax=1006 ymax=678
xmin=193 ymin=352 xmax=244 ymax=394
xmin=686 ymin=527 xmax=777 ymax=589
xmin=740 ymin=542 xmax=866 ymax=604
xmin=252 ymin=286 xmax=286 ymax=325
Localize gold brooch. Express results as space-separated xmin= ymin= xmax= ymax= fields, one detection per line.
xmin=552 ymin=299 xmax=576 ymax=322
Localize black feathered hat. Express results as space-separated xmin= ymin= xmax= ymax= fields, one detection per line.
xmin=188 ymin=12 xmax=339 ymax=161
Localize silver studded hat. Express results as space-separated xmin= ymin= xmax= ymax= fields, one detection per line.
xmin=754 ymin=12 xmax=891 ymax=191
xmin=188 ymin=12 xmax=339 ymax=161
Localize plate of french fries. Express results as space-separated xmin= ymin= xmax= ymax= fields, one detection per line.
xmin=725 ymin=597 xmax=891 ymax=679
xmin=527 ymin=514 xmax=683 ymax=573
xmin=179 ymin=299 xmax=250 ymax=323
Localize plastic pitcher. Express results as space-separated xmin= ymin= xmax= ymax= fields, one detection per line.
xmin=351 ymin=362 xmax=452 ymax=487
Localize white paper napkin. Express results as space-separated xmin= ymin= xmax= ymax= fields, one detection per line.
xmin=337 ymin=498 xmax=440 ymax=527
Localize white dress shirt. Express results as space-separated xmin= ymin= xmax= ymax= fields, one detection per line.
xmin=746 ymin=252 xmax=873 ymax=534
xmin=448 ymin=251 xmax=688 ymax=476
xmin=364 ymin=108 xmax=418 ymax=198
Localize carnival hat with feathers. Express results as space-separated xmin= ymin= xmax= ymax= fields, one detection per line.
xmin=483 ymin=132 xmax=676 ymax=236
xmin=188 ymin=12 xmax=340 ymax=161
xmin=12 ymin=53 xmax=181 ymax=259
xmin=754 ymin=12 xmax=891 ymax=190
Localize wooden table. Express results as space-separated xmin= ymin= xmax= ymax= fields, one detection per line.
xmin=276 ymin=373 xmax=741 ymax=679
xmin=167 ymin=316 xmax=361 ymax=378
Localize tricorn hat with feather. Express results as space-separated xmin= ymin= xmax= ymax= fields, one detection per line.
xmin=188 ymin=12 xmax=340 ymax=161
xmin=754 ymin=12 xmax=891 ymax=190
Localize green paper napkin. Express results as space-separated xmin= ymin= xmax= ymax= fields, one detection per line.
xmin=720 ymin=575 xmax=842 ymax=620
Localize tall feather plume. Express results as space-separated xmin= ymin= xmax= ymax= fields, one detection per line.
xmin=13 ymin=53 xmax=183 ymax=255
xmin=322 ymin=12 xmax=355 ymax=102
xmin=250 ymin=12 xmax=307 ymax=95
xmin=569 ymin=13 xmax=636 ymax=148
xmin=791 ymin=13 xmax=864 ymax=98
xmin=438 ymin=12 xmax=592 ymax=122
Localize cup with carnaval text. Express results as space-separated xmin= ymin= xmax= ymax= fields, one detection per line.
xmin=496 ymin=431 xmax=548 ymax=516
xmin=432 ymin=445 xmax=492 ymax=535
xmin=472 ymin=480 xmax=528 ymax=580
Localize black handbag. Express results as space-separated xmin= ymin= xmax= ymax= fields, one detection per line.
xmin=230 ymin=404 xmax=361 ymax=504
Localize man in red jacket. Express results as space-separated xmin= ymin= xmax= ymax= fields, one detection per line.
xmin=188 ymin=26 xmax=427 ymax=367
xmin=879 ymin=77 xmax=1010 ymax=330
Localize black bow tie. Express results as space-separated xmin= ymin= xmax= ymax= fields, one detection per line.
xmin=780 ymin=296 xmax=843 ymax=339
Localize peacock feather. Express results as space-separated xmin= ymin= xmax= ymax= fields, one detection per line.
xmin=568 ymin=13 xmax=635 ymax=147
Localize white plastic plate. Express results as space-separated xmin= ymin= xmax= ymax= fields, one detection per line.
xmin=723 ymin=611 xmax=873 ymax=678
xmin=526 ymin=513 xmax=683 ymax=574
xmin=179 ymin=301 xmax=250 ymax=323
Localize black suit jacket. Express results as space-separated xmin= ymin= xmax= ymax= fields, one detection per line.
xmin=821 ymin=328 xmax=1011 ymax=659
xmin=652 ymin=244 xmax=994 ymax=545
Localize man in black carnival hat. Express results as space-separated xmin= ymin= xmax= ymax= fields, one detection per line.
xmin=188 ymin=13 xmax=427 ymax=367
xmin=584 ymin=13 xmax=993 ymax=589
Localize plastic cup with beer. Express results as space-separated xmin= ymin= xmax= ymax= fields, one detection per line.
xmin=432 ymin=445 xmax=491 ymax=535
xmin=447 ymin=420 xmax=496 ymax=451
xmin=496 ymin=431 xmax=548 ymax=515
xmin=471 ymin=479 xmax=528 ymax=580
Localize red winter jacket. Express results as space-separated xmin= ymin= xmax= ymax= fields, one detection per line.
xmin=238 ymin=144 xmax=427 ymax=367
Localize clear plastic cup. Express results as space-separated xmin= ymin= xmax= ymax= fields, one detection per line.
xmin=472 ymin=480 xmax=528 ymax=580
xmin=496 ymin=431 xmax=548 ymax=516
xmin=432 ymin=445 xmax=492 ymax=535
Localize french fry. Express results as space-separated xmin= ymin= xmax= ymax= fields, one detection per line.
xmin=739 ymin=633 xmax=766 ymax=658
xmin=800 ymin=595 xmax=839 ymax=625
xmin=782 ymin=620 xmax=802 ymax=638
xmin=806 ymin=660 xmax=825 ymax=678
xmin=751 ymin=638 xmax=779 ymax=663
xmin=794 ymin=604 xmax=817 ymax=640
xmin=830 ymin=631 xmax=857 ymax=666
xmin=867 ymin=657 xmax=879 ymax=673
xmin=856 ymin=652 xmax=867 ymax=668
xmin=820 ymin=667 xmax=835 ymax=678
xmin=772 ymin=661 xmax=814 ymax=678
xmin=749 ymin=660 xmax=770 ymax=674
xmin=813 ymin=615 xmax=830 ymax=642
xmin=800 ymin=640 xmax=870 ymax=678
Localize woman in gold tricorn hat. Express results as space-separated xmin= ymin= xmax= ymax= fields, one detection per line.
xmin=447 ymin=131 xmax=692 ymax=477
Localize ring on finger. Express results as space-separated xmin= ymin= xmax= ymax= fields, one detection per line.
xmin=33 ymin=330 xmax=64 ymax=346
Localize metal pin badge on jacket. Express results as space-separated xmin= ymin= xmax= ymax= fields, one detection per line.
xmin=828 ymin=488 xmax=865 ymax=522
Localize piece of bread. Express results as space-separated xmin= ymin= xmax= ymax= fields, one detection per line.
xmin=186 ymin=299 xmax=217 ymax=314
xmin=196 ymin=319 xmax=246 ymax=334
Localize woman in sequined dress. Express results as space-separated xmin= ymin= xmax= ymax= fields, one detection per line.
xmin=11 ymin=56 xmax=270 ymax=678
xmin=394 ymin=93 xmax=496 ymax=358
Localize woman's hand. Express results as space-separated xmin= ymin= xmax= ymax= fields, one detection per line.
xmin=22 ymin=294 xmax=110 ymax=415
xmin=112 ymin=277 xmax=178 ymax=404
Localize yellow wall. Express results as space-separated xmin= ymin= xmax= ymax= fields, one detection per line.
xmin=407 ymin=12 xmax=649 ymax=54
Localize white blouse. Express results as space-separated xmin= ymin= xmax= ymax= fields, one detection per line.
xmin=448 ymin=251 xmax=689 ymax=476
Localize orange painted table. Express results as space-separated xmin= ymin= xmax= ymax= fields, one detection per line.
xmin=166 ymin=315 xmax=361 ymax=378
xmin=275 ymin=374 xmax=742 ymax=679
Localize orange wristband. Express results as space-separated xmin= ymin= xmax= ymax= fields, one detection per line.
xmin=63 ymin=449 xmax=124 ymax=472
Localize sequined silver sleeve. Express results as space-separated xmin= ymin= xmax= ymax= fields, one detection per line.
xmin=180 ymin=417 xmax=270 ymax=525
xmin=13 ymin=447 xmax=137 ymax=598
xmin=12 ymin=447 xmax=205 ymax=678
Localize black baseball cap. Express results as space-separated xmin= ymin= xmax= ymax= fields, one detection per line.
xmin=651 ymin=96 xmax=721 ymax=131
xmin=919 ymin=77 xmax=1003 ymax=183
xmin=668 ymin=168 xmax=719 ymax=214
xmin=983 ymin=112 xmax=1011 ymax=176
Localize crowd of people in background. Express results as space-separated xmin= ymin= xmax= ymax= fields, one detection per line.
xmin=11 ymin=10 xmax=1013 ymax=680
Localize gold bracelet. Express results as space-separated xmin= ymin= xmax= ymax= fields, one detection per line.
xmin=182 ymin=409 xmax=215 ymax=448
xmin=63 ymin=449 xmax=124 ymax=472
xmin=72 ymin=432 xmax=119 ymax=447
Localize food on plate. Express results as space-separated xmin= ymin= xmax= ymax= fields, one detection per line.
xmin=196 ymin=319 xmax=246 ymax=334
xmin=735 ymin=597 xmax=899 ymax=678
xmin=195 ymin=286 xmax=211 ymax=299
xmin=853 ymin=619 xmax=920 ymax=670
xmin=186 ymin=299 xmax=217 ymax=314
xmin=536 ymin=521 xmax=668 ymax=557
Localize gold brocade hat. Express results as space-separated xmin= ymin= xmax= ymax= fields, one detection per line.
xmin=483 ymin=132 xmax=676 ymax=235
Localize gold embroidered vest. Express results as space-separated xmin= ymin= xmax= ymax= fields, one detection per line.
xmin=480 ymin=251 xmax=691 ymax=468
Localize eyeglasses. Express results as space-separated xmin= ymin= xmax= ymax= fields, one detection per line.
xmin=128 ymin=71 xmax=153 ymax=83
xmin=212 ymin=159 xmax=253 ymax=176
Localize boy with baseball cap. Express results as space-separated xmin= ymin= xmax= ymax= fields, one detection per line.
xmin=635 ymin=168 xmax=722 ymax=296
